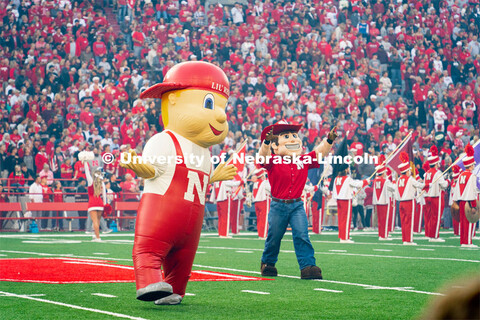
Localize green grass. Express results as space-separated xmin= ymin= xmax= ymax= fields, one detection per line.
xmin=0 ymin=231 xmax=479 ymax=320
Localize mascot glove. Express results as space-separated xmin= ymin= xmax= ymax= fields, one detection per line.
xmin=119 ymin=149 xmax=156 ymax=179
xmin=210 ymin=162 xmax=237 ymax=183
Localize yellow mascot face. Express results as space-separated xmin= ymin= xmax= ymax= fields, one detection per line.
xmin=162 ymin=89 xmax=229 ymax=148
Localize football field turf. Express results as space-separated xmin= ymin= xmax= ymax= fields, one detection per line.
xmin=0 ymin=231 xmax=479 ymax=320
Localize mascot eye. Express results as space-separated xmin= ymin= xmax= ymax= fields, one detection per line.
xmin=284 ymin=134 xmax=289 ymax=139
xmin=293 ymin=134 xmax=297 ymax=138
xmin=203 ymin=94 xmax=214 ymax=110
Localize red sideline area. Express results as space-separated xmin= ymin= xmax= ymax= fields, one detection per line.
xmin=0 ymin=258 xmax=272 ymax=284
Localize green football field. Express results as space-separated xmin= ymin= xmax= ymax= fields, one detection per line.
xmin=0 ymin=231 xmax=479 ymax=320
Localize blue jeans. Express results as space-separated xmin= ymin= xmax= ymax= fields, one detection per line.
xmin=261 ymin=200 xmax=316 ymax=270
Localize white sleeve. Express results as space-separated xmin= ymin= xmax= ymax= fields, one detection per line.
xmin=386 ymin=180 xmax=395 ymax=192
xmin=142 ymin=132 xmax=173 ymax=179
xmin=224 ymin=180 xmax=241 ymax=188
xmin=84 ymin=162 xmax=93 ymax=186
xmin=412 ymin=179 xmax=425 ymax=189
xmin=349 ymin=178 xmax=365 ymax=188
xmin=437 ymin=174 xmax=449 ymax=190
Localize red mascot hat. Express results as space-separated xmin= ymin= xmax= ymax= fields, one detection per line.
xmin=261 ymin=120 xmax=303 ymax=142
xmin=140 ymin=61 xmax=230 ymax=99
xmin=398 ymin=152 xmax=410 ymax=173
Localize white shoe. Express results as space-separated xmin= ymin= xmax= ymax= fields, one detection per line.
xmin=218 ymin=235 xmax=232 ymax=239
xmin=154 ymin=293 xmax=183 ymax=305
xmin=461 ymin=244 xmax=479 ymax=248
xmin=85 ymin=231 xmax=93 ymax=234
xmin=379 ymin=237 xmax=392 ymax=241
xmin=340 ymin=239 xmax=355 ymax=244
xmin=92 ymin=237 xmax=102 ymax=242
xmin=353 ymin=228 xmax=358 ymax=231
xmin=102 ymin=229 xmax=113 ymax=234
xmin=429 ymin=238 xmax=445 ymax=242
xmin=403 ymin=242 xmax=417 ymax=246
xmin=259 ymin=237 xmax=267 ymax=240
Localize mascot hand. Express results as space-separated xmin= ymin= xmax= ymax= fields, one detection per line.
xmin=119 ymin=149 xmax=156 ymax=179
xmin=210 ymin=162 xmax=237 ymax=183
xmin=265 ymin=129 xmax=277 ymax=144
xmin=328 ymin=126 xmax=338 ymax=142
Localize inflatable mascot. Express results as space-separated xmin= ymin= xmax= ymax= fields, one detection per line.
xmin=120 ymin=61 xmax=237 ymax=305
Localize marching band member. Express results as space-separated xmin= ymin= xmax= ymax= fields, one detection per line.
xmin=457 ymin=144 xmax=479 ymax=248
xmin=449 ymin=165 xmax=462 ymax=236
xmin=332 ymin=167 xmax=369 ymax=243
xmin=313 ymin=177 xmax=330 ymax=234
xmin=423 ymin=146 xmax=449 ymax=242
xmin=215 ymin=179 xmax=241 ymax=238
xmin=372 ymin=156 xmax=394 ymax=240
xmin=387 ymin=168 xmax=396 ymax=235
xmin=302 ymin=182 xmax=318 ymax=221
xmin=252 ymin=169 xmax=271 ymax=239
xmin=395 ymin=152 xmax=425 ymax=245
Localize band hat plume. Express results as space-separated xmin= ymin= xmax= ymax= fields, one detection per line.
xmin=398 ymin=152 xmax=410 ymax=173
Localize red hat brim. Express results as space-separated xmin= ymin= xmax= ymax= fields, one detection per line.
xmin=261 ymin=123 xmax=303 ymax=141
xmin=140 ymin=82 xmax=190 ymax=99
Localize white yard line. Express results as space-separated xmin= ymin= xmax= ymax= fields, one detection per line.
xmin=236 ymin=250 xmax=254 ymax=253
xmin=93 ymin=253 xmax=110 ymax=255
xmin=228 ymin=236 xmax=465 ymax=249
xmin=373 ymin=249 xmax=392 ymax=252
xmin=197 ymin=246 xmax=480 ymax=263
xmin=184 ymin=293 xmax=195 ymax=296
xmin=314 ymin=288 xmax=343 ymax=293
xmin=193 ymin=264 xmax=443 ymax=296
xmin=91 ymin=293 xmax=117 ymax=298
xmin=329 ymin=250 xmax=347 ymax=252
xmin=0 ymin=293 xmax=45 ymax=297
xmin=241 ymin=290 xmax=270 ymax=295
xmin=417 ymin=249 xmax=435 ymax=251
xmin=0 ymin=291 xmax=147 ymax=320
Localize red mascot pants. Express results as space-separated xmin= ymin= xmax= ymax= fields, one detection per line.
xmin=311 ymin=200 xmax=322 ymax=234
xmin=337 ymin=199 xmax=352 ymax=240
xmin=425 ymin=196 xmax=443 ymax=239
xmin=217 ymin=198 xmax=231 ymax=237
xmin=399 ymin=200 xmax=414 ymax=243
xmin=388 ymin=199 xmax=395 ymax=232
xmin=132 ymin=133 xmax=207 ymax=297
xmin=459 ymin=201 xmax=477 ymax=245
xmin=413 ymin=202 xmax=423 ymax=233
xmin=255 ymin=198 xmax=270 ymax=238
xmin=376 ymin=204 xmax=389 ymax=239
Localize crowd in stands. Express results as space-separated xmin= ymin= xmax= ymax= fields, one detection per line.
xmin=0 ymin=0 xmax=480 ymax=207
